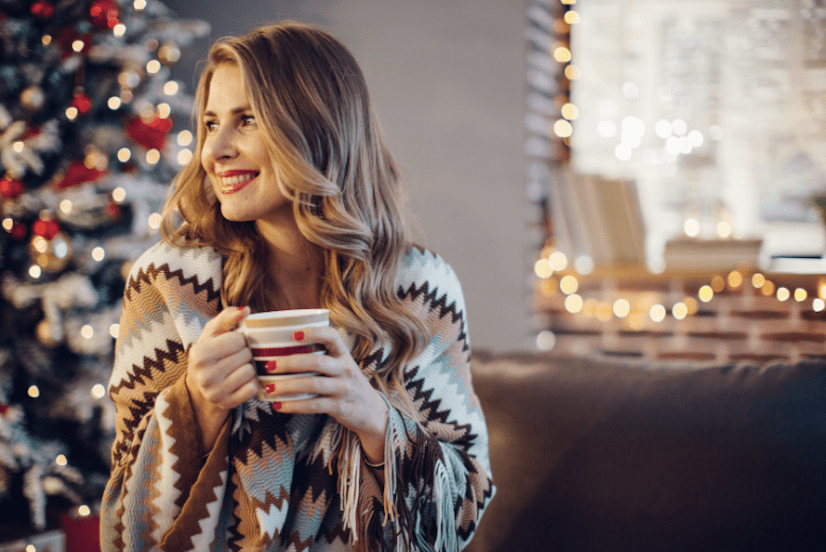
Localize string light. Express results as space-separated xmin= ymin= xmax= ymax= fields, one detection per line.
xmin=78 ymin=505 xmax=91 ymax=517
xmin=564 ymin=293 xmax=584 ymax=313
xmin=549 ymin=251 xmax=568 ymax=271
xmin=108 ymin=96 xmax=122 ymax=110
xmin=28 ymin=385 xmax=39 ymax=398
xmin=146 ymin=60 xmax=161 ymax=74
xmin=113 ymin=24 xmax=126 ymax=37
xmin=109 ymin=323 xmax=120 ymax=338
xmin=146 ymin=149 xmax=161 ymax=164
xmin=177 ymin=149 xmax=193 ymax=165
xmin=177 ymin=130 xmax=193 ymax=147
xmin=777 ymin=287 xmax=790 ymax=302
xmin=55 ymin=454 xmax=67 ymax=466
xmin=81 ymin=325 xmax=94 ymax=339
xmin=112 ymin=187 xmax=126 ymax=202
xmin=91 ymin=384 xmax=106 ymax=399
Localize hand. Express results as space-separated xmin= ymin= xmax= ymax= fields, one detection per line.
xmin=266 ymin=326 xmax=389 ymax=463
xmin=186 ymin=306 xmax=258 ymax=451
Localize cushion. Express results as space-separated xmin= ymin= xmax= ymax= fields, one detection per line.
xmin=465 ymin=351 xmax=826 ymax=552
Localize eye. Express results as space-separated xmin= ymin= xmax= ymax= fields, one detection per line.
xmin=204 ymin=120 xmax=218 ymax=132
xmin=241 ymin=115 xmax=257 ymax=126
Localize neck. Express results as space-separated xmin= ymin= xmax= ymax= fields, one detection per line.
xmin=255 ymin=217 xmax=324 ymax=310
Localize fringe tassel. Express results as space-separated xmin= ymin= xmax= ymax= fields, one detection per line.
xmin=336 ymin=428 xmax=361 ymax=543
xmin=432 ymin=459 xmax=456 ymax=552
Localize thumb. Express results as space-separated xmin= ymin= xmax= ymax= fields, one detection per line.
xmin=205 ymin=306 xmax=249 ymax=337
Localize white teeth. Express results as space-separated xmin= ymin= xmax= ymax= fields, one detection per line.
xmin=221 ymin=174 xmax=256 ymax=186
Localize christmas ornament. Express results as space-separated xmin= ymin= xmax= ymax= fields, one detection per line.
xmin=32 ymin=215 xmax=60 ymax=240
xmin=71 ymin=92 xmax=93 ymax=115
xmin=55 ymin=160 xmax=107 ymax=189
xmin=31 ymin=1 xmax=55 ymax=20
xmin=10 ymin=222 xmax=27 ymax=239
xmin=89 ymin=0 xmax=119 ymax=30
xmin=126 ymin=115 xmax=173 ymax=150
xmin=29 ymin=230 xmax=72 ymax=273
xmin=20 ymin=85 xmax=46 ymax=112
xmin=0 ymin=175 xmax=24 ymax=199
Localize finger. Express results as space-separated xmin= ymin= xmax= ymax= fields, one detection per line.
xmin=292 ymin=326 xmax=347 ymax=357
xmin=219 ymin=371 xmax=261 ymax=409
xmin=191 ymin=331 xmax=249 ymax=369
xmin=273 ymin=396 xmax=341 ymax=416
xmin=202 ymin=349 xmax=255 ymax=389
xmin=203 ymin=306 xmax=249 ymax=338
xmin=266 ymin=372 xmax=344 ymax=397
xmin=272 ymin=352 xmax=346 ymax=377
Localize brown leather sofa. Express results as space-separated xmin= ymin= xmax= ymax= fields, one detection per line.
xmin=465 ymin=351 xmax=826 ymax=552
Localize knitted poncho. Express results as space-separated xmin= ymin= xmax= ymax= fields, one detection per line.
xmin=100 ymin=241 xmax=494 ymax=551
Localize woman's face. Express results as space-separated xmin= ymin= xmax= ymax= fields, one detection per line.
xmin=201 ymin=63 xmax=289 ymax=224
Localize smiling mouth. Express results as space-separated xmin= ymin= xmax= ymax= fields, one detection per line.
xmin=219 ymin=172 xmax=259 ymax=194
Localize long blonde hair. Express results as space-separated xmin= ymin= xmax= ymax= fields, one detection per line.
xmin=162 ymin=21 xmax=427 ymax=389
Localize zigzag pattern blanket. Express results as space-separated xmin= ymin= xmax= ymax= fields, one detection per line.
xmin=101 ymin=241 xmax=494 ymax=551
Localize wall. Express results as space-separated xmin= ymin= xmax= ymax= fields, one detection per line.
xmin=167 ymin=0 xmax=528 ymax=351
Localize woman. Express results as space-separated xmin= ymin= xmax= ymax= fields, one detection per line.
xmin=101 ymin=21 xmax=494 ymax=552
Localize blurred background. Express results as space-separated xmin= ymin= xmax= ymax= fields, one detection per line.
xmin=3 ymin=0 xmax=826 ymax=547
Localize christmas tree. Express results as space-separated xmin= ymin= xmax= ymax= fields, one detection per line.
xmin=0 ymin=0 xmax=207 ymax=532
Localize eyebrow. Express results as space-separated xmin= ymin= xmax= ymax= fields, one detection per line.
xmin=202 ymin=105 xmax=253 ymax=118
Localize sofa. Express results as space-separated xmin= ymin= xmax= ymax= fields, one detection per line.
xmin=464 ymin=350 xmax=826 ymax=552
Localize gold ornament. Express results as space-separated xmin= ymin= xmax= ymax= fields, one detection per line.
xmin=20 ymin=85 xmax=46 ymax=112
xmin=28 ymin=231 xmax=72 ymax=274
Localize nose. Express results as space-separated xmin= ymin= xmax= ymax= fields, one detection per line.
xmin=206 ymin=125 xmax=237 ymax=163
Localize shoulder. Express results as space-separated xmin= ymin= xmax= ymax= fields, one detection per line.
xmin=397 ymin=244 xmax=466 ymax=315
xmin=126 ymin=240 xmax=223 ymax=283
xmin=123 ymin=240 xmax=223 ymax=305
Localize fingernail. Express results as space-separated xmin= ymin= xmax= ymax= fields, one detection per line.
xmin=264 ymin=384 xmax=275 ymax=393
xmin=271 ymin=402 xmax=282 ymax=411
xmin=236 ymin=306 xmax=249 ymax=321
xmin=266 ymin=360 xmax=277 ymax=372
xmin=293 ymin=330 xmax=304 ymax=341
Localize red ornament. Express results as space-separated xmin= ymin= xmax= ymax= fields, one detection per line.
xmin=33 ymin=217 xmax=60 ymax=241
xmin=31 ymin=0 xmax=55 ymax=20
xmin=56 ymin=161 xmax=107 ymax=190
xmin=106 ymin=201 xmax=122 ymax=220
xmin=71 ymin=92 xmax=93 ymax=115
xmin=55 ymin=28 xmax=92 ymax=57
xmin=89 ymin=0 xmax=119 ymax=29
xmin=126 ymin=115 xmax=173 ymax=151
xmin=0 ymin=176 xmax=24 ymax=199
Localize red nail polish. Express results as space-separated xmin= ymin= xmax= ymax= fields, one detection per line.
xmin=293 ymin=330 xmax=304 ymax=341
xmin=266 ymin=360 xmax=277 ymax=372
xmin=271 ymin=402 xmax=282 ymax=411
xmin=264 ymin=384 xmax=275 ymax=393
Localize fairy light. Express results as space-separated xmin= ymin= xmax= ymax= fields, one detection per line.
xmin=554 ymin=119 xmax=573 ymax=138
xmin=727 ymin=270 xmax=743 ymax=289
xmin=163 ymin=81 xmax=179 ymax=96
xmin=134 ymin=0 xmax=147 ymax=9
xmin=157 ymin=103 xmax=171 ymax=119
xmin=55 ymin=454 xmax=67 ymax=466
xmin=66 ymin=107 xmax=79 ymax=121
xmin=2 ymin=218 xmax=13 ymax=232
xmin=78 ymin=505 xmax=91 ymax=517
xmin=716 ymin=220 xmax=732 ymax=238
xmin=819 ymin=284 xmax=826 ymax=299
xmin=684 ymin=297 xmax=699 ymax=315
xmin=92 ymin=247 xmax=105 ymax=261
xmin=29 ymin=265 xmax=42 ymax=279
xmin=28 ymin=385 xmax=39 ymax=398
xmin=117 ymin=148 xmax=131 ymax=163
xmin=113 ymin=23 xmax=126 ymax=37
xmin=559 ymin=275 xmax=579 ymax=295
xmin=147 ymin=60 xmax=161 ymax=74
xmin=698 ymin=285 xmax=714 ymax=303
xmin=683 ymin=218 xmax=700 ymax=237
xmin=814 ymin=298 xmax=825 ymax=312
xmin=564 ymin=64 xmax=581 ymax=80
xmin=561 ymin=103 xmax=579 ymax=120
xmin=534 ymin=258 xmax=553 ymax=279
xmin=564 ymin=293 xmax=583 ymax=314
xmin=148 ymin=212 xmax=163 ymax=230
xmin=108 ymin=96 xmax=122 ymax=110
xmin=72 ymin=40 xmax=85 ymax=53
xmin=13 ymin=141 xmax=24 ymax=153
xmin=553 ymin=46 xmax=572 ymax=63
xmin=549 ymin=251 xmax=568 ymax=271
xmin=650 ymin=304 xmax=666 ymax=322
xmin=177 ymin=148 xmax=193 ymax=165
xmin=762 ymin=280 xmax=775 ymax=297
xmin=146 ymin=149 xmax=161 ymax=164
xmin=596 ymin=302 xmax=613 ymax=322
xmin=752 ymin=273 xmax=766 ymax=288
xmin=42 ymin=34 xmax=52 ymax=46
xmin=574 ymin=255 xmax=594 ymax=275
xmin=794 ymin=288 xmax=807 ymax=302
xmin=177 ymin=130 xmax=193 ymax=146
xmin=81 ymin=325 xmax=94 ymax=339
xmin=540 ymin=277 xmax=558 ymax=297
xmin=91 ymin=384 xmax=106 ymax=399
xmin=109 ymin=323 xmax=120 ymax=338
xmin=26 ymin=545 xmax=35 ymax=552
xmin=564 ymin=11 xmax=581 ymax=24
xmin=776 ymin=287 xmax=790 ymax=302
xmin=613 ymin=299 xmax=630 ymax=318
